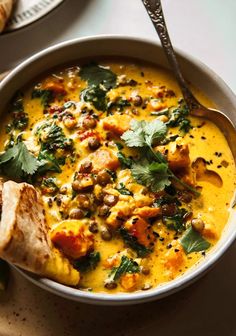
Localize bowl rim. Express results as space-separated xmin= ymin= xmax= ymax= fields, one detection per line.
xmin=2 ymin=34 xmax=236 ymax=305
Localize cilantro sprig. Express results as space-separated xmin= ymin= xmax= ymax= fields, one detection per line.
xmin=0 ymin=142 xmax=40 ymax=179
xmin=121 ymin=118 xmax=200 ymax=196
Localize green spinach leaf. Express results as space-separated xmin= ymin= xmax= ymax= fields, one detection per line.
xmin=80 ymin=85 xmax=107 ymax=111
xmin=73 ymin=252 xmax=100 ymax=272
xmin=180 ymin=226 xmax=211 ymax=254
xmin=79 ymin=63 xmax=117 ymax=90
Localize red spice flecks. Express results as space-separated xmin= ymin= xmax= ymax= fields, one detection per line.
xmin=78 ymin=130 xmax=100 ymax=141
xmin=49 ymin=105 xmax=63 ymax=114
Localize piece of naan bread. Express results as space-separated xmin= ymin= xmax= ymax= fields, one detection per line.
xmin=0 ymin=0 xmax=14 ymax=33
xmin=0 ymin=181 xmax=80 ymax=286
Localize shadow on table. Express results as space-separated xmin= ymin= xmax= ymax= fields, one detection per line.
xmin=0 ymin=0 xmax=92 ymax=72
xmin=3 ymin=241 xmax=235 ymax=336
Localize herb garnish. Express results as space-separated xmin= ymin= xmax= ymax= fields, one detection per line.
xmin=79 ymin=63 xmax=117 ymax=111
xmin=166 ymin=102 xmax=191 ymax=134
xmin=132 ymin=161 xmax=171 ymax=192
xmin=0 ymin=142 xmax=39 ymax=179
xmin=121 ymin=119 xmax=200 ymax=196
xmin=180 ymin=226 xmax=211 ymax=254
xmin=31 ymin=89 xmax=54 ymax=107
xmin=36 ymin=122 xmax=73 ymax=151
xmin=107 ymin=255 xmax=140 ymax=283
xmin=79 ymin=63 xmax=117 ymax=90
xmin=117 ymin=151 xmax=132 ymax=168
xmin=73 ymin=251 xmax=100 ymax=272
xmin=119 ymin=227 xmax=152 ymax=257
xmin=80 ymin=85 xmax=107 ymax=112
xmin=116 ymin=182 xmax=133 ymax=196
xmin=37 ymin=149 xmax=62 ymax=174
xmin=163 ymin=208 xmax=188 ymax=232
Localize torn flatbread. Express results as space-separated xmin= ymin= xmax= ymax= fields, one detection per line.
xmin=0 ymin=0 xmax=14 ymax=33
xmin=0 ymin=181 xmax=80 ymax=285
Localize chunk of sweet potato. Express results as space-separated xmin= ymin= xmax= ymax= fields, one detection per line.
xmin=120 ymin=273 xmax=140 ymax=291
xmin=167 ymin=143 xmax=190 ymax=170
xmin=133 ymin=206 xmax=161 ymax=218
xmin=106 ymin=200 xmax=135 ymax=229
xmin=125 ymin=216 xmax=155 ymax=247
xmin=51 ymin=220 xmax=94 ymax=259
xmin=164 ymin=245 xmax=184 ymax=272
xmin=92 ymin=148 xmax=120 ymax=172
xmin=44 ymin=81 xmax=66 ymax=94
xmin=157 ymin=142 xmax=190 ymax=171
xmin=103 ymin=114 xmax=131 ymax=136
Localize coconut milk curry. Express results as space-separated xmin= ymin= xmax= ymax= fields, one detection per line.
xmin=0 ymin=59 xmax=235 ymax=293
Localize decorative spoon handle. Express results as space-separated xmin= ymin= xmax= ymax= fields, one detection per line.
xmin=142 ymin=0 xmax=202 ymax=110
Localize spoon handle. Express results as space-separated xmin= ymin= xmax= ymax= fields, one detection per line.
xmin=142 ymin=0 xmax=201 ymax=110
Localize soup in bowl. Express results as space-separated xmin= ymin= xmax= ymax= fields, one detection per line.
xmin=0 ymin=36 xmax=235 ymax=304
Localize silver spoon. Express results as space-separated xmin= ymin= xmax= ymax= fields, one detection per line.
xmin=142 ymin=0 xmax=236 ymax=162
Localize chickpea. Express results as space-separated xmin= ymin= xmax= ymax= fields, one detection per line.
xmin=96 ymin=170 xmax=111 ymax=186
xmin=133 ymin=95 xmax=143 ymax=106
xmin=89 ymin=221 xmax=98 ymax=233
xmin=72 ymin=175 xmax=94 ymax=192
xmin=191 ymin=218 xmax=205 ymax=233
xmin=83 ymin=117 xmax=97 ymax=129
xmin=63 ymin=117 xmax=77 ymax=129
xmin=76 ymin=194 xmax=90 ymax=209
xmin=98 ymin=205 xmax=110 ymax=217
xmin=103 ymin=194 xmax=119 ymax=207
xmin=104 ymin=281 xmax=117 ymax=290
xmin=88 ymin=137 xmax=100 ymax=150
xmin=69 ymin=208 xmax=84 ymax=219
xmin=101 ymin=227 xmax=112 ymax=241
xmin=59 ymin=185 xmax=68 ymax=194
xmin=141 ymin=266 xmax=150 ymax=275
xmin=158 ymin=115 xmax=169 ymax=123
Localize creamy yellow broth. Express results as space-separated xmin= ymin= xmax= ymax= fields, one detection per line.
xmin=0 ymin=59 xmax=235 ymax=293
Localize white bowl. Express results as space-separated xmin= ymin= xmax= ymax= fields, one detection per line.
xmin=1 ymin=35 xmax=236 ymax=305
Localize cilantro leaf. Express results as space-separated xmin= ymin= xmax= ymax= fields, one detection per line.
xmin=79 ymin=63 xmax=117 ymax=90
xmin=73 ymin=252 xmax=100 ymax=272
xmin=121 ymin=120 xmax=146 ymax=147
xmin=143 ymin=119 xmax=168 ymax=146
xmin=180 ymin=226 xmax=211 ymax=254
xmin=80 ymin=85 xmax=107 ymax=111
xmin=107 ymin=255 xmax=140 ymax=283
xmin=131 ymin=160 xmax=171 ymax=192
xmin=121 ymin=119 xmax=167 ymax=147
xmin=0 ymin=142 xmax=40 ymax=179
xmin=119 ymin=227 xmax=152 ymax=257
xmin=122 ymin=117 xmax=200 ymax=197
xmin=116 ymin=182 xmax=133 ymax=196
